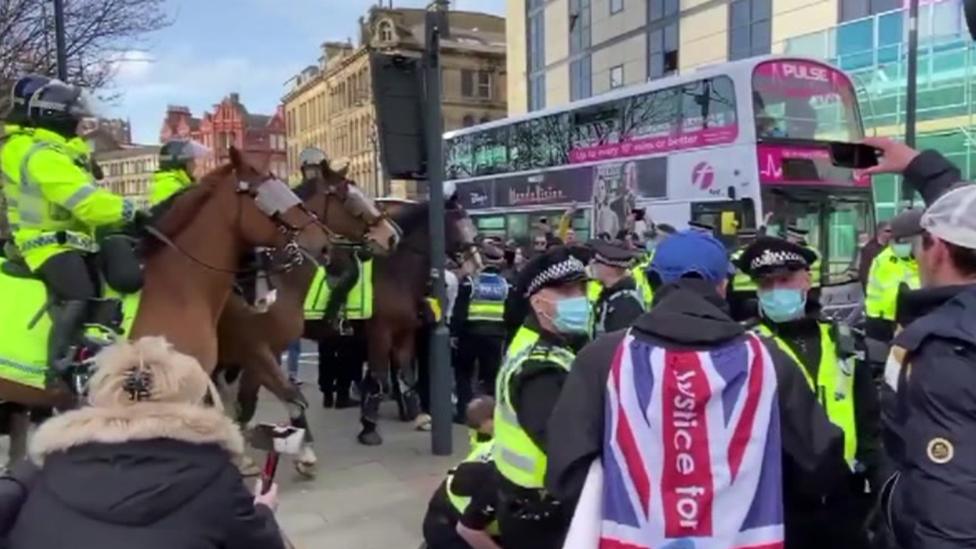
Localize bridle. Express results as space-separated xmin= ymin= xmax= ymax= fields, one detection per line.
xmin=312 ymin=176 xmax=400 ymax=251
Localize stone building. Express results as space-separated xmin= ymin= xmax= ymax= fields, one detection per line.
xmin=94 ymin=145 xmax=160 ymax=199
xmin=283 ymin=6 xmax=507 ymax=198
xmin=160 ymin=93 xmax=288 ymax=179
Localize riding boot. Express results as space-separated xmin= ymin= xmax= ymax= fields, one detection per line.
xmin=323 ymin=266 xmax=358 ymax=326
xmin=46 ymin=300 xmax=89 ymax=382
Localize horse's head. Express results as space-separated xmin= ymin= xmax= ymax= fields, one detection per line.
xmin=295 ymin=157 xmax=401 ymax=255
xmin=445 ymin=198 xmax=482 ymax=272
xmin=221 ymin=147 xmax=331 ymax=254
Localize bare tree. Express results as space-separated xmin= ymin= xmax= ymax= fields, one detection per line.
xmin=0 ymin=0 xmax=171 ymax=111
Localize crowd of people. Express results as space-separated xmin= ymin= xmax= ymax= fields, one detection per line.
xmin=420 ymin=137 xmax=976 ymax=549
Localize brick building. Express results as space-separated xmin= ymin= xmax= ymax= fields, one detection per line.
xmin=160 ymin=93 xmax=288 ymax=179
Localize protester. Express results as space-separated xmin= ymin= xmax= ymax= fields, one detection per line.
xmin=545 ymin=230 xmax=848 ymax=549
xmin=493 ymin=246 xmax=590 ymax=549
xmin=588 ymin=239 xmax=644 ymax=335
xmin=5 ymin=336 xmax=285 ymax=549
xmin=739 ymin=236 xmax=883 ymax=548
xmin=860 ymin=137 xmax=976 ymax=549
xmin=422 ymin=397 xmax=500 ymax=549
xmin=857 ymin=222 xmax=892 ymax=288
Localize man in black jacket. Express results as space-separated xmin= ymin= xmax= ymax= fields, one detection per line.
xmin=862 ymin=138 xmax=976 ymax=549
xmin=588 ymin=239 xmax=644 ymax=335
xmin=545 ymin=231 xmax=849 ymax=549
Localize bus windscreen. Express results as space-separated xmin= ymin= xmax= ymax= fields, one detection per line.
xmin=752 ymin=59 xmax=862 ymax=143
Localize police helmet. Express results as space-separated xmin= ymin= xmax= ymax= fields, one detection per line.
xmin=159 ymin=139 xmax=211 ymax=172
xmin=299 ymin=147 xmax=328 ymax=180
xmin=7 ymin=74 xmax=52 ymax=123
xmin=24 ymin=80 xmax=97 ymax=132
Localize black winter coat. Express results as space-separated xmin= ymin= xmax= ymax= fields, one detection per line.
xmin=6 ymin=403 xmax=285 ymax=549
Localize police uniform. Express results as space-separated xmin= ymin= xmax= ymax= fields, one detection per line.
xmin=865 ymin=244 xmax=920 ymax=342
xmin=589 ymin=239 xmax=644 ymax=335
xmin=422 ymin=439 xmax=500 ymax=549
xmin=451 ymin=245 xmax=510 ymax=419
xmin=494 ymin=247 xmax=588 ymax=549
xmin=1 ymin=77 xmax=139 ymax=376
xmin=740 ymin=237 xmax=882 ymax=549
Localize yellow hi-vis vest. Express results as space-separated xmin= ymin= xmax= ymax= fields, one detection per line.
xmin=865 ymin=247 xmax=920 ymax=321
xmin=731 ymin=248 xmax=757 ymax=293
xmin=149 ymin=169 xmax=193 ymax=207
xmin=630 ymin=253 xmax=654 ymax=309
xmin=467 ymin=272 xmax=508 ymax=323
xmin=494 ymin=325 xmax=575 ymax=489
xmin=0 ymin=127 xmax=136 ymax=270
xmin=808 ymin=246 xmax=822 ymax=288
xmin=759 ymin=322 xmax=857 ymax=466
xmin=446 ymin=440 xmax=500 ymax=535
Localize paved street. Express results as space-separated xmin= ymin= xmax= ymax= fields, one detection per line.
xmin=251 ymin=353 xmax=468 ymax=549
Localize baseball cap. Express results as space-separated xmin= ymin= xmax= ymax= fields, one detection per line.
xmin=889 ymin=184 xmax=976 ymax=249
xmin=649 ymin=230 xmax=730 ymax=284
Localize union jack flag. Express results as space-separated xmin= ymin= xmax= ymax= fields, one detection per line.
xmin=599 ymin=332 xmax=784 ymax=549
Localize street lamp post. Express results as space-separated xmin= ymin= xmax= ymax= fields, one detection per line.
xmin=53 ymin=0 xmax=68 ymax=80
xmin=903 ymin=0 xmax=920 ymax=202
xmin=424 ymin=0 xmax=453 ymax=457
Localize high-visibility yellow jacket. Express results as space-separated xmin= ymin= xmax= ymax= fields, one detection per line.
xmin=149 ymin=169 xmax=193 ymax=207
xmin=865 ymin=247 xmax=920 ymax=321
xmin=0 ymin=127 xmax=136 ymax=270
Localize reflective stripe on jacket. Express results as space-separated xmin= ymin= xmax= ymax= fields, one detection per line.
xmin=759 ymin=322 xmax=858 ymax=466
xmin=0 ymin=128 xmax=136 ymax=270
xmin=493 ymin=326 xmax=574 ymax=488
xmin=865 ymin=247 xmax=920 ymax=321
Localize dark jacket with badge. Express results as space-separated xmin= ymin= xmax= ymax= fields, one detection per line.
xmin=545 ymin=280 xmax=850 ymax=531
xmin=6 ymin=403 xmax=285 ymax=549
xmin=593 ymin=277 xmax=644 ymax=335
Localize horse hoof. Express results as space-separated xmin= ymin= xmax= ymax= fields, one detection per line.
xmin=357 ymin=431 xmax=383 ymax=446
xmin=294 ymin=460 xmax=317 ymax=478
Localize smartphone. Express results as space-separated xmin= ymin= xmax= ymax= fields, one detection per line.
xmin=829 ymin=142 xmax=880 ymax=169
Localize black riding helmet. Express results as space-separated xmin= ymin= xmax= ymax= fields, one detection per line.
xmin=23 ymin=79 xmax=96 ymax=137
xmin=299 ymin=147 xmax=328 ymax=181
xmin=159 ymin=139 xmax=210 ymax=173
xmin=6 ymin=74 xmax=52 ymax=125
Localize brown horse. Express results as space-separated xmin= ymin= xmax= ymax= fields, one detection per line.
xmin=0 ymin=147 xmax=332 ymax=460
xmin=217 ymin=162 xmax=400 ymax=475
xmin=346 ymin=198 xmax=480 ymax=446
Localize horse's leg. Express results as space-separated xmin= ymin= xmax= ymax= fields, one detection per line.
xmin=359 ymin=321 xmax=391 ymax=446
xmin=391 ymin=332 xmax=418 ymax=422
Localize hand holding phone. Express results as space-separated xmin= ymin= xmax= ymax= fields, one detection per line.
xmin=829 ymin=141 xmax=881 ymax=169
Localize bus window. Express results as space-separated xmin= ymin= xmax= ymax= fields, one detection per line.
xmin=752 ymin=59 xmax=862 ymax=142
xmin=475 ymin=215 xmax=507 ymax=240
xmin=691 ymin=199 xmax=755 ymax=249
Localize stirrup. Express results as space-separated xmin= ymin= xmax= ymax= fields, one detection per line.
xmin=338 ymin=318 xmax=353 ymax=336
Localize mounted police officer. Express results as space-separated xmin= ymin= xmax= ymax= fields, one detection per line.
xmin=0 ymin=75 xmax=140 ymax=380
xmin=494 ymin=246 xmax=589 ymax=549
xmin=588 ymin=239 xmax=644 ymax=335
xmin=149 ymin=139 xmax=210 ymax=206
xmin=451 ymin=241 xmax=509 ymax=421
xmin=738 ymin=236 xmax=882 ymax=549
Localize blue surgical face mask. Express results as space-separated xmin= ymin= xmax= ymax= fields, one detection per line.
xmin=892 ymin=242 xmax=913 ymax=259
xmin=551 ymin=296 xmax=591 ymax=334
xmin=758 ymin=288 xmax=807 ymax=323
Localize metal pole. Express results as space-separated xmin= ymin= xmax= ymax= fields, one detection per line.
xmin=903 ymin=0 xmax=920 ymax=202
xmin=53 ymin=0 xmax=68 ymax=80
xmin=425 ymin=0 xmax=452 ymax=457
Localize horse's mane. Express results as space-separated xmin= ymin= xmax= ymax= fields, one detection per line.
xmin=141 ymin=164 xmax=230 ymax=256
xmin=391 ymin=201 xmax=431 ymax=236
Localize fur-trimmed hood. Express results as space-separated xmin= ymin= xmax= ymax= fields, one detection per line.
xmin=24 ymin=403 xmax=247 ymax=528
xmin=30 ymin=402 xmax=244 ymax=465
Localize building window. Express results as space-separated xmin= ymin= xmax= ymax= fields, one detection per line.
xmin=570 ymin=55 xmax=592 ymax=100
xmin=610 ymin=0 xmax=623 ymax=14
xmin=609 ymin=65 xmax=624 ymax=89
xmin=529 ymin=73 xmax=546 ymax=111
xmin=461 ymin=69 xmax=490 ymax=98
xmin=528 ymin=9 xmax=545 ymax=72
xmin=480 ymin=116 xmax=491 ymax=124
xmin=648 ymin=21 xmax=679 ymax=79
xmin=569 ymin=0 xmax=591 ymax=55
xmin=729 ymin=0 xmax=771 ymax=60
xmin=462 ymin=114 xmax=476 ymax=127
xmin=377 ymin=20 xmax=395 ymax=42
xmin=477 ymin=71 xmax=492 ymax=98
xmin=839 ymin=0 xmax=900 ymax=22
xmin=649 ymin=0 xmax=678 ymax=22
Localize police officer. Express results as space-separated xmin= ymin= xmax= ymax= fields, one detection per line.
xmin=739 ymin=236 xmax=882 ymax=549
xmin=865 ymin=234 xmax=920 ymax=342
xmin=451 ymin=242 xmax=510 ymax=420
xmin=589 ymin=239 xmax=644 ymax=335
xmin=494 ymin=246 xmax=589 ymax=549
xmin=729 ymin=227 xmax=760 ymax=321
xmin=0 ymin=76 xmax=139 ymax=378
xmin=149 ymin=139 xmax=210 ymax=206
